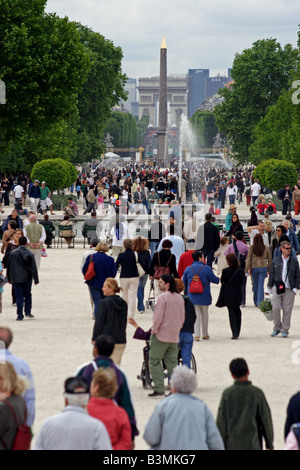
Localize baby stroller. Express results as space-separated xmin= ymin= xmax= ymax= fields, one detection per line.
xmin=137 ymin=340 xmax=197 ymax=390
xmin=145 ymin=278 xmax=155 ymax=311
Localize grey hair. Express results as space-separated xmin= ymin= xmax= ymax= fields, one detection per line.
xmin=64 ymin=393 xmax=89 ymax=407
xmin=170 ymin=365 xmax=197 ymax=394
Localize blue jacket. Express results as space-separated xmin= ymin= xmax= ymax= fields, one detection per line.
xmin=182 ymin=261 xmax=219 ymax=306
xmin=82 ymin=251 xmax=116 ymax=288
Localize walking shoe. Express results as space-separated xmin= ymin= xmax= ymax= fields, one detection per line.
xmin=271 ymin=330 xmax=280 ymax=337
xmin=148 ymin=391 xmax=165 ymax=398
xmin=194 ymin=337 xmax=200 ymax=342
xmin=16 ymin=317 xmax=23 ymax=321
xmin=25 ymin=314 xmax=34 ymax=318
xmin=202 ymin=335 xmax=210 ymax=340
xmin=281 ymin=331 xmax=288 ymax=338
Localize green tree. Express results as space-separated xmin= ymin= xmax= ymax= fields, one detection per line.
xmin=249 ymin=88 xmax=300 ymax=166
xmin=31 ymin=159 xmax=77 ymax=191
xmin=254 ymin=159 xmax=298 ymax=190
xmin=190 ymin=110 xmax=219 ymax=148
xmin=75 ymin=24 xmax=128 ymax=163
xmin=214 ymin=38 xmax=298 ymax=163
xmin=0 ymin=0 xmax=91 ymax=171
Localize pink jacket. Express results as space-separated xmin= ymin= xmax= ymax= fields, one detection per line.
xmin=151 ymin=291 xmax=185 ymax=343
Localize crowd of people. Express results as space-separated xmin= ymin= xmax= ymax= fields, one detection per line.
xmin=1 ymin=162 xmax=300 ymax=450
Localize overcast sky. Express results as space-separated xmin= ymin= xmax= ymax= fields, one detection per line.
xmin=46 ymin=0 xmax=299 ymax=79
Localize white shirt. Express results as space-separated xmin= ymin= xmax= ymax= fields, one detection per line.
xmin=251 ymin=183 xmax=261 ymax=197
xmin=250 ymin=230 xmax=269 ymax=247
xmin=13 ymin=185 xmax=24 ymax=199
xmin=33 ymin=406 xmax=112 ymax=450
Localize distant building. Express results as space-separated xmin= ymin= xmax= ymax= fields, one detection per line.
xmin=187 ymin=69 xmax=209 ymax=119
xmin=187 ymin=68 xmax=232 ymax=118
xmin=137 ymin=76 xmax=187 ymax=127
xmin=120 ymin=78 xmax=138 ymax=116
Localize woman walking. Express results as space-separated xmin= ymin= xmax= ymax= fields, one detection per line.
xmin=220 ymin=253 xmax=245 ymax=340
xmin=92 ymin=278 xmax=127 ymax=366
xmin=225 ymin=214 xmax=243 ymax=240
xmin=149 ymin=240 xmax=178 ymax=302
xmin=132 ymin=236 xmax=151 ymax=314
xmin=245 ymin=233 xmax=272 ymax=307
xmin=116 ymin=239 xmax=146 ymax=318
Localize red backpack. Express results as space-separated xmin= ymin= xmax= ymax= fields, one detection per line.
xmin=189 ymin=265 xmax=205 ymax=294
xmin=1 ymin=399 xmax=31 ymax=450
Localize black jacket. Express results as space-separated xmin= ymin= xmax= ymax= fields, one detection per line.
xmin=6 ymin=246 xmax=39 ymax=285
xmin=116 ymin=249 xmax=147 ymax=278
xmin=267 ymin=255 xmax=300 ymax=291
xmin=92 ymin=295 xmax=127 ymax=343
xmin=148 ymin=221 xmax=166 ymax=242
xmin=181 ymin=296 xmax=196 ymax=333
xmin=196 ymin=221 xmax=220 ymax=252
xmin=221 ymin=266 xmax=245 ymax=307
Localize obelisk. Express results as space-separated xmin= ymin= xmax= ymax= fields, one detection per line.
xmin=157 ymin=37 xmax=167 ymax=164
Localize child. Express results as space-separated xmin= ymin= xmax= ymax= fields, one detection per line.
xmin=214 ymin=237 xmax=229 ymax=275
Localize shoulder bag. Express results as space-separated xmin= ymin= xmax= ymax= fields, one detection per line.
xmin=0 ymin=399 xmax=31 ymax=450
xmin=134 ymin=252 xmax=145 ymax=278
xmin=84 ymin=254 xmax=96 ymax=281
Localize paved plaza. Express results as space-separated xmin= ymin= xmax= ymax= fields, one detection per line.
xmin=1 ymin=199 xmax=300 ymax=450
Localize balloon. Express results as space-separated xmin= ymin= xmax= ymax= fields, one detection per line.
xmin=114 ymin=194 xmax=118 ymax=199
xmin=215 ymin=209 xmax=220 ymax=215
xmin=115 ymin=200 xmax=121 ymax=206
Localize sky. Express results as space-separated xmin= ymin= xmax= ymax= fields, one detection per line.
xmin=45 ymin=0 xmax=300 ymax=79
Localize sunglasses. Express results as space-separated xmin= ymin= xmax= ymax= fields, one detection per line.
xmin=282 ymin=247 xmax=291 ymax=250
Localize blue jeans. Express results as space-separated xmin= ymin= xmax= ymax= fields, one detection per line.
xmin=89 ymin=286 xmax=105 ymax=319
xmin=178 ymin=331 xmax=194 ymax=368
xmin=14 ymin=281 xmax=32 ymax=319
xmin=251 ymin=267 xmax=267 ymax=307
xmin=229 ymin=195 xmax=236 ymax=205
xmin=202 ymin=249 xmax=215 ymax=268
xmin=150 ymin=241 xmax=160 ymax=259
xmin=137 ymin=273 xmax=148 ymax=311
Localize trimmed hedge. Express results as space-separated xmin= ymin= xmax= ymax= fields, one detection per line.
xmin=31 ymin=158 xmax=78 ymax=191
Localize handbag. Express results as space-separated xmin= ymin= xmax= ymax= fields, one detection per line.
xmin=0 ymin=274 xmax=8 ymax=288
xmin=189 ymin=266 xmax=205 ymax=293
xmin=134 ymin=252 xmax=145 ymax=278
xmin=84 ymin=254 xmax=96 ymax=281
xmin=1 ymin=399 xmax=31 ymax=450
xmin=153 ymin=252 xmax=171 ymax=280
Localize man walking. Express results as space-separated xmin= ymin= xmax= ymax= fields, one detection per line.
xmin=6 ymin=236 xmax=39 ymax=321
xmin=265 ymin=240 xmax=300 ymax=337
xmin=40 ymin=181 xmax=55 ymax=215
xmin=28 ymin=180 xmax=41 ymax=213
xmin=216 ymin=358 xmax=273 ymax=450
xmin=149 ymin=274 xmax=185 ymax=397
xmin=182 ymin=250 xmax=219 ymax=340
xmin=196 ymin=213 xmax=220 ymax=268
xmin=23 ymin=214 xmax=46 ymax=270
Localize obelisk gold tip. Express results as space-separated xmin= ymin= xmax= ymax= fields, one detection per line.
xmin=161 ymin=36 xmax=167 ymax=49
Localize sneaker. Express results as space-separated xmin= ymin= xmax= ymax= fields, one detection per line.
xmin=25 ymin=314 xmax=34 ymax=319
xmin=202 ymin=335 xmax=210 ymax=340
xmin=281 ymin=331 xmax=288 ymax=338
xmin=148 ymin=391 xmax=165 ymax=398
xmin=16 ymin=317 xmax=23 ymax=321
xmin=271 ymin=330 xmax=280 ymax=337
xmin=194 ymin=337 xmax=200 ymax=342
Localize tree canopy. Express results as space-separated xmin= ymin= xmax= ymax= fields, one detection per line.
xmin=0 ymin=0 xmax=127 ymax=173
xmin=214 ymin=38 xmax=298 ymax=163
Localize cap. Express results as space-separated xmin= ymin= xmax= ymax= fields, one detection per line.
xmin=34 ymin=180 xmax=39 ymax=183
xmin=64 ymin=377 xmax=89 ymax=394
xmin=42 ymin=181 xmax=46 ymax=184
xmin=150 ymin=188 xmax=155 ymax=191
